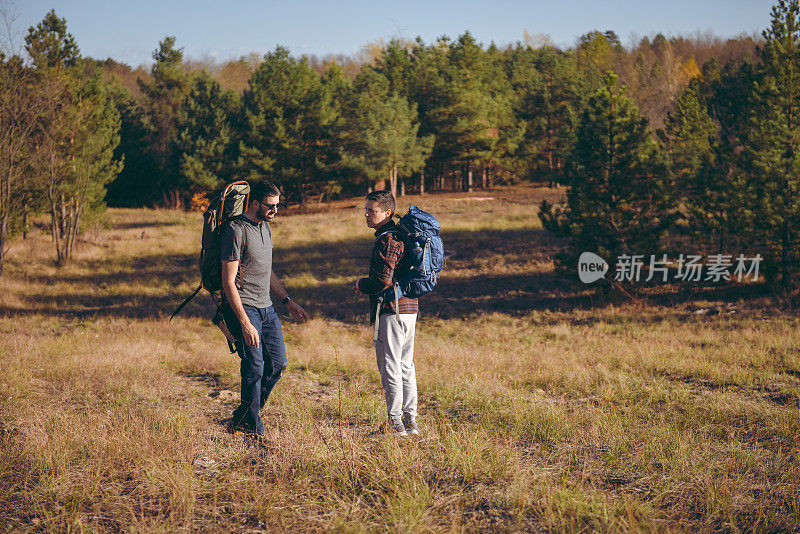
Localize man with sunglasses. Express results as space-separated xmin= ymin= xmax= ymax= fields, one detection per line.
xmin=220 ymin=180 xmax=308 ymax=437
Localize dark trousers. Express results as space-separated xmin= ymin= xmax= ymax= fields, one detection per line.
xmin=222 ymin=303 xmax=287 ymax=434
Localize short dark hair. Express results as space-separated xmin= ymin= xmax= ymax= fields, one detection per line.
xmin=250 ymin=181 xmax=281 ymax=204
xmin=365 ymin=190 xmax=395 ymax=215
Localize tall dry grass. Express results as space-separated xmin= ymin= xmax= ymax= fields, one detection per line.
xmin=1 ymin=185 xmax=798 ymax=532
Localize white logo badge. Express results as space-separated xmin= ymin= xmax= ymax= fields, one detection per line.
xmin=578 ymin=252 xmax=608 ymax=283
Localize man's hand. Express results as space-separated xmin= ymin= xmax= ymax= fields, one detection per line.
xmin=354 ymin=278 xmax=364 ymax=293
xmin=287 ymin=300 xmax=309 ymax=323
xmin=241 ymin=319 xmax=259 ymax=347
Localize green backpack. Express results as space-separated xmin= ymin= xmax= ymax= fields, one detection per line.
xmin=170 ymin=181 xmax=250 ymax=339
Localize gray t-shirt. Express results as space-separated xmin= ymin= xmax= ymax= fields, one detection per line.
xmin=220 ymin=215 xmax=273 ymax=308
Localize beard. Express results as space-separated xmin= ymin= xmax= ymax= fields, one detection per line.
xmin=257 ymin=208 xmax=275 ymax=222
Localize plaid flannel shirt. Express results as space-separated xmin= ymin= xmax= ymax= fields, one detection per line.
xmin=357 ymin=221 xmax=418 ymax=323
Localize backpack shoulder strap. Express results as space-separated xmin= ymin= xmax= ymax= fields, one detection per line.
xmin=222 ymin=216 xmax=249 ymax=251
xmin=374 ymin=226 xmax=408 ymax=309
xmin=376 ymin=224 xmax=404 ymax=241
xmin=227 ymin=217 xmax=247 ymax=292
xmin=169 ymin=283 xmax=203 ymax=322
xmin=233 ymin=216 xmax=248 ymax=247
xmin=375 ymin=226 xmax=406 ymax=262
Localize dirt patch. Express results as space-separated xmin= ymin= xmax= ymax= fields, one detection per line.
xmin=181 ymin=367 xmax=378 ymax=439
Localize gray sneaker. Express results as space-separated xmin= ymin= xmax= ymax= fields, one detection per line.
xmin=372 ymin=419 xmax=408 ymax=437
xmin=390 ymin=419 xmax=408 ymax=437
xmin=403 ymin=416 xmax=419 ymax=436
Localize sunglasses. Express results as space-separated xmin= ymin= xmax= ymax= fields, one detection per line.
xmin=258 ymin=200 xmax=281 ymax=211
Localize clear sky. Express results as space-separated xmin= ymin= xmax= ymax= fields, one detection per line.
xmin=5 ymin=0 xmax=776 ymax=67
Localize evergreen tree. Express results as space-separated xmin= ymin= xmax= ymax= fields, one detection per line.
xmin=660 ymin=87 xmax=725 ymax=244
xmin=433 ymin=32 xmax=517 ymax=191
xmin=373 ymin=39 xmax=415 ymax=97
xmin=510 ymin=45 xmax=582 ymax=186
xmin=407 ymin=37 xmax=452 ymax=190
xmin=321 ymin=61 xmax=357 ymax=196
xmin=335 ymin=69 xmax=385 ymax=192
xmin=68 ymin=63 xmax=124 ymax=232
xmin=483 ymin=43 xmax=524 ymax=184
xmin=539 ymin=74 xmax=674 ymax=271
xmin=175 ymin=71 xmax=240 ymax=196
xmin=105 ymin=83 xmax=159 ymax=207
xmin=239 ymin=47 xmax=337 ymax=203
xmin=678 ymin=58 xmax=758 ymax=254
xmin=339 ymin=69 xmax=432 ymax=196
xmin=741 ymin=0 xmax=800 ymax=289
xmin=137 ymin=36 xmax=189 ymax=207
xmin=24 ymin=9 xmax=78 ymax=70
xmin=576 ymin=31 xmax=622 ymax=86
xmin=41 ymin=64 xmax=122 ymax=265
xmin=691 ymin=56 xmax=757 ymax=157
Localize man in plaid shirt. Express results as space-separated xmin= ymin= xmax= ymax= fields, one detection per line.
xmin=356 ymin=190 xmax=419 ymax=437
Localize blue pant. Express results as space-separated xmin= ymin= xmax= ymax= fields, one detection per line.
xmin=222 ymin=304 xmax=287 ymax=434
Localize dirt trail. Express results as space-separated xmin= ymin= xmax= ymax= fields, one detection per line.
xmin=178 ymin=367 xmax=378 ymax=446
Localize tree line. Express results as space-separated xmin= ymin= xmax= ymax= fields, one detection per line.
xmin=540 ymin=0 xmax=800 ymax=296
xmin=103 ymin=28 xmax=758 ymax=209
xmin=0 ymin=4 xmax=788 ymax=284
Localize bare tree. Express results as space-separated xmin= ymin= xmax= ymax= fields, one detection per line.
xmin=22 ymin=9 xmax=121 ymax=266
xmin=0 ymin=3 xmax=49 ymax=275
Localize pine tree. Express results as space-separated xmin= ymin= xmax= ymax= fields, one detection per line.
xmin=433 ymin=32 xmax=517 ymax=192
xmin=510 ymin=45 xmax=582 ymax=186
xmin=175 ymin=71 xmax=240 ymax=195
xmin=322 ymin=62 xmax=359 ymax=196
xmin=407 ymin=37 xmax=452 ymax=190
xmin=137 ymin=36 xmax=189 ymax=207
xmin=741 ymin=0 xmax=800 ymax=290
xmin=483 ymin=43 xmax=524 ymax=184
xmin=68 ymin=63 xmax=124 ymax=234
xmin=576 ymin=31 xmax=622 ymax=86
xmin=373 ymin=39 xmax=415 ymax=97
xmin=239 ymin=47 xmax=338 ymax=203
xmin=42 ymin=63 xmax=123 ymax=266
xmin=23 ymin=9 xmax=78 ymax=70
xmin=335 ymin=69 xmax=387 ymax=192
xmin=104 ymin=83 xmax=159 ymax=207
xmin=539 ymin=74 xmax=674 ymax=271
xmin=660 ymin=87 xmax=727 ymax=246
xmin=338 ymin=69 xmax=432 ymax=196
xmin=678 ymin=58 xmax=758 ymax=255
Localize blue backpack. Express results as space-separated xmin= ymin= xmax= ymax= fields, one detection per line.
xmin=380 ymin=206 xmax=444 ymax=300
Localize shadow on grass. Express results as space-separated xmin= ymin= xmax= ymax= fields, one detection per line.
xmin=1 ymin=226 xmax=772 ymax=323
xmin=110 ymin=221 xmax=184 ymax=230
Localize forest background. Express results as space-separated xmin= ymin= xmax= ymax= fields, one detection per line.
xmin=2 ymin=1 xmax=800 ymax=298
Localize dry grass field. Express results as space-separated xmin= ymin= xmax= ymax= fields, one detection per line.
xmin=1 ymin=185 xmax=799 ymax=532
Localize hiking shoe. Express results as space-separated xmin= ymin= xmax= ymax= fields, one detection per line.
xmin=403 ymin=416 xmax=419 ymax=436
xmin=227 ymin=423 xmax=253 ymax=435
xmin=243 ymin=431 xmax=265 ymax=443
xmin=226 ymin=419 xmax=260 ymax=436
xmin=226 ymin=421 xmax=243 ymax=434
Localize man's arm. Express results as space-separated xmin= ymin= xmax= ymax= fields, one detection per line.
xmin=357 ymin=234 xmax=403 ymax=294
xmin=222 ymin=259 xmax=260 ymax=347
xmin=270 ymin=271 xmax=309 ymax=323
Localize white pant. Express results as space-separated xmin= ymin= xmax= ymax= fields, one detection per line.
xmin=374 ymin=313 xmax=418 ymax=422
